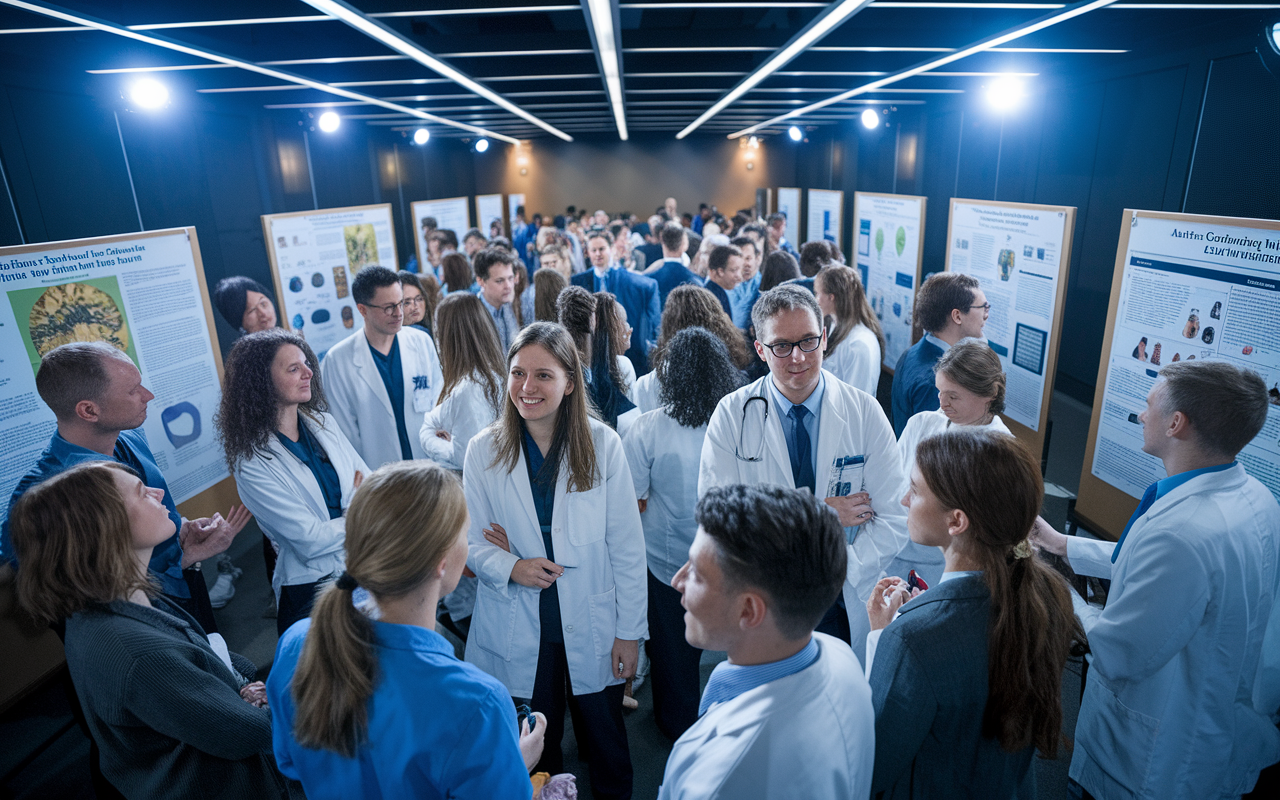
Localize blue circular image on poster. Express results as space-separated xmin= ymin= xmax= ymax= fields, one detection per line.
xmin=311 ymin=309 xmax=331 ymax=324
xmin=892 ymin=302 xmax=902 ymax=318
xmin=292 ymin=314 xmax=304 ymax=328
xmin=289 ymin=276 xmax=303 ymax=292
xmin=311 ymin=272 xmax=324 ymax=287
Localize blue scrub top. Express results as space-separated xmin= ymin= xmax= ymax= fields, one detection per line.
xmin=369 ymin=337 xmax=414 ymax=461
xmin=269 ymin=618 xmax=533 ymax=800
xmin=523 ymin=428 xmax=564 ymax=644
xmin=276 ymin=415 xmax=343 ymax=520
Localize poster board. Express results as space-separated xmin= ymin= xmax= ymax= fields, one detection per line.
xmin=805 ymin=188 xmax=843 ymax=247
xmin=476 ymin=194 xmax=505 ymax=238
xmin=411 ymin=196 xmax=471 ymax=270
xmin=775 ymin=187 xmax=801 ymax=251
xmin=854 ymin=192 xmax=927 ymax=371
xmin=1076 ymin=209 xmax=1280 ymax=539
xmin=261 ymin=203 xmax=397 ymax=360
xmin=508 ymin=193 xmax=526 ymax=226
xmin=757 ymin=188 xmax=771 ymax=217
xmin=944 ymin=199 xmax=1076 ymax=456
xmin=0 ymin=227 xmax=237 ymax=525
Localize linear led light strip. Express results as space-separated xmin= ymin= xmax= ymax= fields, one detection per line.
xmin=730 ymin=0 xmax=1117 ymax=138
xmin=676 ymin=0 xmax=876 ymax=139
xmin=0 ymin=0 xmax=521 ymax=144
xmin=585 ymin=0 xmax=629 ymax=140
xmin=300 ymin=0 xmax=570 ymax=141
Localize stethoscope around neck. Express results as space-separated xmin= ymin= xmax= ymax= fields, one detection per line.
xmin=734 ymin=389 xmax=771 ymax=462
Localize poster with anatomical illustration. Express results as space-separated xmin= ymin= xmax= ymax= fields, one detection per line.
xmin=855 ymin=192 xmax=926 ymax=371
xmin=261 ymin=204 xmax=397 ymax=360
xmin=0 ymin=227 xmax=231 ymax=527
xmin=945 ymin=199 xmax=1076 ymax=440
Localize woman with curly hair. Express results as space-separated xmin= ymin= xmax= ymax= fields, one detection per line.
xmin=631 ymin=284 xmax=752 ymax=414
xmin=215 ymin=329 xmax=367 ymax=634
xmin=622 ymin=327 xmax=742 ymax=739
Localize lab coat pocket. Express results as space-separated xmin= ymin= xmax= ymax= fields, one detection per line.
xmin=412 ymin=375 xmax=433 ymax=412
xmin=471 ymin=581 xmax=515 ymax=660
xmin=588 ymin=588 xmax=617 ymax=658
xmin=566 ymin=485 xmax=607 ymax=546
xmin=1079 ymin=676 xmax=1159 ymax=788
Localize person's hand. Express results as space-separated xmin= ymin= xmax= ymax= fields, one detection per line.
xmin=511 ymin=558 xmax=563 ymax=588
xmin=612 ymin=638 xmax=640 ymax=679
xmin=866 ymin=577 xmax=913 ymax=631
xmin=519 ymin=711 xmax=547 ymax=772
xmin=179 ymin=513 xmax=240 ymax=566
xmin=825 ymin=492 xmax=874 ymax=528
xmin=353 ymin=470 xmax=364 ymax=489
xmin=239 ymin=681 xmax=268 ymax=708
xmin=1029 ymin=515 xmax=1068 ymax=557
xmin=637 ymin=499 xmax=647 ymax=514
xmin=434 ymin=429 xmax=452 ymax=441
xmin=484 ymin=522 xmax=511 ymax=553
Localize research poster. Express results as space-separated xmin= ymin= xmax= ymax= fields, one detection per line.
xmin=0 ymin=228 xmax=229 ymax=524
xmin=411 ymin=197 xmax=471 ymax=267
xmin=854 ymin=192 xmax=925 ymax=370
xmin=776 ymin=187 xmax=801 ymax=252
xmin=262 ymin=203 xmax=397 ymax=359
xmin=946 ymin=200 xmax=1075 ymax=434
xmin=805 ymin=189 xmax=843 ymax=247
xmin=1090 ymin=211 xmax=1280 ymax=502
xmin=508 ymin=193 xmax=526 ymax=224
xmin=476 ymin=194 xmax=504 ymax=237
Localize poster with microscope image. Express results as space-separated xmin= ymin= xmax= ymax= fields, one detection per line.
xmin=855 ymin=192 xmax=925 ymax=371
xmin=1090 ymin=211 xmax=1280 ymax=502
xmin=946 ymin=200 xmax=1076 ymax=435
xmin=262 ymin=204 xmax=397 ymax=359
xmin=0 ymin=228 xmax=229 ymax=527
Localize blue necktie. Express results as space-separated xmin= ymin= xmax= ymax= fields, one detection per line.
xmin=1112 ymin=481 xmax=1158 ymax=563
xmin=788 ymin=405 xmax=815 ymax=494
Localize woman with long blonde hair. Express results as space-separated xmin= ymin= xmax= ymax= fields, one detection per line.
xmin=814 ymin=264 xmax=884 ymax=396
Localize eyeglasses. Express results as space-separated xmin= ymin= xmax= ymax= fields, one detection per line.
xmin=402 ymin=296 xmax=425 ymax=307
xmin=969 ymin=303 xmax=991 ymax=312
xmin=760 ymin=335 xmax=822 ymax=358
xmin=367 ymin=300 xmax=406 ymax=316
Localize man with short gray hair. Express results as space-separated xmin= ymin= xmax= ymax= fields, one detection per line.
xmin=1032 ymin=359 xmax=1280 ymax=800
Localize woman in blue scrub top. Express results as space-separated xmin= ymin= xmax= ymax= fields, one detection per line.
xmin=268 ymin=461 xmax=546 ymax=799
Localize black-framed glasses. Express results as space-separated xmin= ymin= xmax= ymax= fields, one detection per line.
xmin=969 ymin=303 xmax=991 ymax=312
xmin=367 ymin=300 xmax=406 ymax=316
xmin=760 ymin=335 xmax=822 ymax=358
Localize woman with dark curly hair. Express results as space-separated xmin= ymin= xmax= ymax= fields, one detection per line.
xmin=631 ymin=284 xmax=752 ymax=414
xmin=215 ymin=329 xmax=368 ymax=634
xmin=622 ymin=327 xmax=742 ymax=739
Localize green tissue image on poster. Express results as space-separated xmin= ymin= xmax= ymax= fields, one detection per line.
xmin=895 ymin=226 xmax=906 ymax=257
xmin=345 ymin=223 xmax=378 ymax=272
xmin=874 ymin=227 xmax=885 ymax=257
xmin=8 ymin=276 xmax=140 ymax=379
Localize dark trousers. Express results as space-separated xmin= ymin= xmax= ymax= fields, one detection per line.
xmin=528 ymin=638 xmax=632 ymax=800
xmin=645 ymin=570 xmax=702 ymax=740
xmin=815 ymin=597 xmax=851 ymax=644
xmin=168 ymin=568 xmax=218 ymax=634
xmin=277 ymin=581 xmax=321 ymax=636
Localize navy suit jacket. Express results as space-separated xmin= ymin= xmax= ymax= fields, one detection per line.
xmin=636 ymin=242 xmax=663 ymax=269
xmin=649 ymin=258 xmax=703 ymax=307
xmin=868 ymin=575 xmax=1035 ymax=799
xmin=572 ymin=267 xmax=661 ymax=376
xmin=891 ymin=336 xmax=944 ymax=436
xmin=705 ymin=279 xmax=732 ymax=317
xmin=784 ymin=276 xmax=816 ymax=295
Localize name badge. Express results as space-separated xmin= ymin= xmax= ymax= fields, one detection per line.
xmin=412 ymin=374 xmax=433 ymax=412
xmin=825 ymin=454 xmax=866 ymax=498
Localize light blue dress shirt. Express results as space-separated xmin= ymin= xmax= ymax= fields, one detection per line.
xmin=477 ymin=291 xmax=514 ymax=352
xmin=767 ymin=371 xmax=825 ymax=487
xmin=698 ymin=636 xmax=820 ymax=715
xmin=729 ymin=272 xmax=762 ymax=330
xmin=923 ymin=332 xmax=951 ymax=352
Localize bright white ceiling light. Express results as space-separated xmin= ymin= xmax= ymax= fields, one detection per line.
xmin=676 ymin=0 xmax=874 ymax=139
xmin=318 ymin=110 xmax=340 ymax=132
xmin=986 ymin=77 xmax=1025 ymax=110
xmin=585 ymin=0 xmax=628 ymax=140
xmin=730 ymin=0 xmax=1118 ymax=138
xmin=413 ymin=127 xmax=430 ymax=144
xmin=860 ymin=108 xmax=879 ymax=129
xmin=788 ymin=125 xmax=803 ymax=141
xmin=1271 ymin=21 xmax=1280 ymax=52
xmin=128 ymin=77 xmax=169 ymax=108
xmin=300 ymin=0 xmax=571 ymax=141
xmin=475 ymin=138 xmax=490 ymax=152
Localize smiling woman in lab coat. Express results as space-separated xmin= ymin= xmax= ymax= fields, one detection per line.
xmin=217 ymin=330 xmax=367 ymax=635
xmin=463 ymin=321 xmax=647 ymax=800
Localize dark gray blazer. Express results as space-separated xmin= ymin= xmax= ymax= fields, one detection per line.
xmin=868 ymin=574 xmax=1035 ymax=800
xmin=63 ymin=596 xmax=295 ymax=799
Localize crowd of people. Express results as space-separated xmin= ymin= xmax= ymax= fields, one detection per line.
xmin=3 ymin=195 xmax=1279 ymax=800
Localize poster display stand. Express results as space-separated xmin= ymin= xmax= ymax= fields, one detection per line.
xmin=805 ymin=189 xmax=843 ymax=247
xmin=1076 ymin=209 xmax=1280 ymax=539
xmin=854 ymin=192 xmax=926 ymax=372
xmin=0 ymin=227 xmax=236 ymax=523
xmin=475 ymin=194 xmax=505 ymax=238
xmin=261 ymin=204 xmax=398 ymax=360
xmin=410 ymin=197 xmax=471 ymax=270
xmin=508 ymin=193 xmax=526 ymax=227
xmin=775 ymin=187 xmax=801 ymax=252
xmin=944 ymin=199 xmax=1076 ymax=456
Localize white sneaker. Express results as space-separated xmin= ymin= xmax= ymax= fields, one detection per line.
xmin=208 ymin=573 xmax=236 ymax=608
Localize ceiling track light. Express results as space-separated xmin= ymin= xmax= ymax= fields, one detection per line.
xmin=299 ymin=0 xmax=572 ymax=141
xmin=583 ymin=0 xmax=629 ymax=140
xmin=0 ymin=0 xmax=520 ymax=144
xmin=729 ymin=0 xmax=1118 ymax=138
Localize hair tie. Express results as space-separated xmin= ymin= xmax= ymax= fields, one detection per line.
xmin=335 ymin=572 xmax=359 ymax=591
xmin=1012 ymin=540 xmax=1033 ymax=560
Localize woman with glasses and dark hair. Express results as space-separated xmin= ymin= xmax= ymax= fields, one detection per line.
xmin=216 ymin=329 xmax=367 ymax=634
xmin=623 ymin=327 xmax=741 ymax=740
xmin=398 ymin=270 xmax=439 ymax=338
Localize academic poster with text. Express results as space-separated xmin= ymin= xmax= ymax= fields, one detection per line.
xmin=856 ymin=193 xmax=924 ymax=370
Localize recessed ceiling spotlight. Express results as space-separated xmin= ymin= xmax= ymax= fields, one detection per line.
xmin=788 ymin=126 xmax=803 ymax=141
xmin=861 ymin=108 xmax=879 ymax=129
xmin=413 ymin=128 xmax=430 ymax=145
xmin=318 ymin=111 xmax=341 ymax=132
xmin=128 ymin=78 xmax=169 ymax=110
xmin=475 ymin=138 xmax=490 ymax=153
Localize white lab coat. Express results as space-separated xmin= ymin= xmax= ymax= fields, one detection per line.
xmin=418 ymin=374 xmax=502 ymax=472
xmin=232 ymin=411 xmax=368 ymax=600
xmin=616 ymin=354 xmax=636 ymax=396
xmin=657 ymin=633 xmax=874 ymax=800
xmin=630 ymin=370 xmax=661 ymax=414
xmin=462 ymin=418 xmax=648 ymax=697
xmin=1066 ymin=464 xmax=1280 ymax=800
xmin=699 ymin=372 xmax=908 ymax=611
xmin=623 ymin=409 xmax=706 ymax=585
xmin=824 ymin=323 xmax=882 ymax=397
xmin=320 ymin=326 xmax=443 ymax=469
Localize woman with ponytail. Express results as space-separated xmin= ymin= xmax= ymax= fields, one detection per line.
xmin=864 ymin=429 xmax=1083 ymax=798
xmin=266 ymin=461 xmax=546 ymax=799
xmin=813 ymin=264 xmax=884 ymax=396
